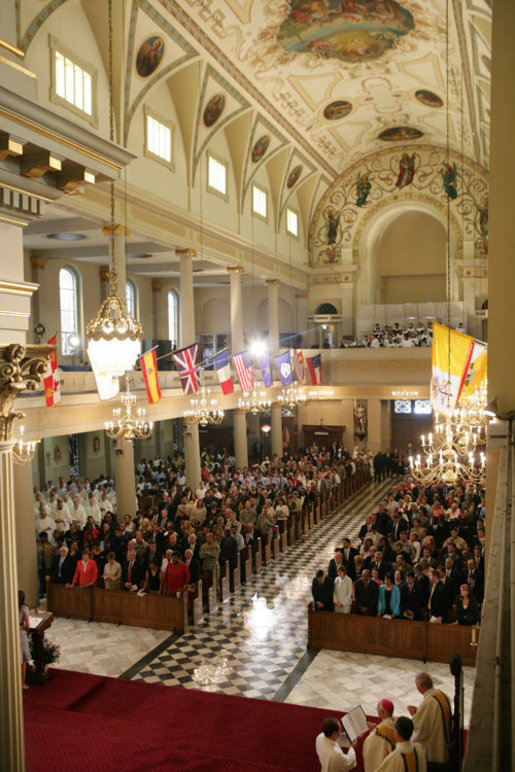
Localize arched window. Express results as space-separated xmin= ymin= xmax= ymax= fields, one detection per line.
xmin=59 ymin=267 xmax=79 ymax=354
xmin=168 ymin=291 xmax=178 ymax=346
xmin=126 ymin=279 xmax=136 ymax=318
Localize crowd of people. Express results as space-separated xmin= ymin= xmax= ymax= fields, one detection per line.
xmin=34 ymin=444 xmax=371 ymax=602
xmin=312 ymin=470 xmax=485 ymax=626
xmin=335 ymin=320 xmax=466 ymax=349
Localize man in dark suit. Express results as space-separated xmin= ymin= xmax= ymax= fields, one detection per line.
xmin=371 ymin=551 xmax=390 ymax=580
xmin=427 ymin=569 xmax=450 ymax=622
xmin=400 ymin=571 xmax=424 ymax=620
xmin=391 ymin=512 xmax=408 ymax=541
xmin=373 ymin=451 xmax=385 ymax=483
xmin=122 ymin=549 xmax=143 ymax=591
xmin=47 ymin=545 xmax=75 ymax=584
xmin=312 ymin=570 xmax=333 ymax=611
xmin=328 ymin=549 xmax=344 ymax=579
xmin=184 ymin=549 xmax=201 ymax=584
xmin=354 ymin=569 xmax=378 ymax=616
xmin=341 ymin=538 xmax=358 ymax=579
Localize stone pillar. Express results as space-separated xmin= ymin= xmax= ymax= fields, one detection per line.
xmin=366 ymin=399 xmax=382 ymax=454
xmin=151 ymin=280 xmax=163 ymax=339
xmin=294 ymin=290 xmax=308 ymax=346
xmin=30 ymin=257 xmax=47 ymax=337
xmin=271 ymin=403 xmax=283 ymax=459
xmin=0 ymin=439 xmax=25 ymax=771
xmin=14 ymin=460 xmax=38 ymax=608
xmin=233 ymin=408 xmax=248 ymax=469
xmin=266 ymin=279 xmax=280 ymax=352
xmin=114 ymin=439 xmax=137 ymax=517
xmin=177 ymin=248 xmax=201 ymax=490
xmin=228 ymin=266 xmax=248 ymax=468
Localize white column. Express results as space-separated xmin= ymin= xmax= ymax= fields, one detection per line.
xmin=271 ymin=403 xmax=283 ymax=459
xmin=151 ymin=281 xmax=163 ymax=339
xmin=366 ymin=399 xmax=382 ymax=454
xmin=114 ymin=439 xmax=137 ymax=517
xmin=14 ymin=460 xmax=38 ymax=608
xmin=294 ymin=290 xmax=308 ymax=346
xmin=266 ymin=279 xmax=280 ymax=352
xmin=0 ymin=440 xmax=25 ymax=770
xmin=228 ymin=267 xmax=248 ymax=468
xmin=177 ymin=248 xmax=201 ymax=490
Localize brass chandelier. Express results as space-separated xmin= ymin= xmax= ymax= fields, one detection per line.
xmin=12 ymin=426 xmax=39 ymax=464
xmin=105 ymin=382 xmax=153 ymax=440
xmin=278 ymin=384 xmax=309 ymax=409
xmin=184 ymin=387 xmax=224 ymax=426
xmin=238 ymin=383 xmax=271 ymax=414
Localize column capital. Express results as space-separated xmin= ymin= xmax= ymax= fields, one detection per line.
xmin=271 ymin=401 xmax=282 ymax=409
xmin=176 ymin=247 xmax=197 ymax=259
xmin=101 ymin=223 xmax=130 ymax=238
xmin=151 ymin=280 xmax=163 ymax=292
xmin=30 ymin=256 xmax=47 ymax=271
xmin=234 ymin=407 xmax=247 ymax=416
xmin=227 ymin=265 xmax=245 ymax=275
xmin=265 ymin=279 xmax=280 ymax=287
xmin=0 ymin=344 xmax=51 ymax=440
xmin=294 ymin=290 xmax=308 ymax=299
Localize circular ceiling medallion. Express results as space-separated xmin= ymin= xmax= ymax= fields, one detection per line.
xmin=323 ymin=100 xmax=353 ymax=121
xmin=287 ymin=165 xmax=302 ymax=189
xmin=415 ymin=89 xmax=443 ymax=108
xmin=378 ymin=126 xmax=423 ymax=141
xmin=136 ymin=36 xmax=165 ymax=78
xmin=251 ymin=135 xmax=271 ymax=163
xmin=203 ymin=94 xmax=225 ymax=127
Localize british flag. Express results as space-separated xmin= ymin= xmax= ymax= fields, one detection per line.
xmin=233 ymin=351 xmax=254 ymax=393
xmin=173 ymin=343 xmax=200 ymax=394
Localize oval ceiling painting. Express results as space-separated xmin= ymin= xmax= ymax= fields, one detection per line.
xmin=415 ymin=89 xmax=443 ymax=108
xmin=277 ymin=1 xmax=415 ymax=64
xmin=323 ymin=100 xmax=353 ymax=121
xmin=136 ymin=36 xmax=165 ymax=78
xmin=378 ymin=126 xmax=423 ymax=142
xmin=251 ymin=135 xmax=271 ymax=163
xmin=203 ymin=94 xmax=226 ymax=128
xmin=287 ymin=165 xmax=302 ymax=189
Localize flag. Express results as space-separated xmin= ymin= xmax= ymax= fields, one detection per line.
xmin=173 ymin=343 xmax=200 ymax=394
xmin=431 ymin=323 xmax=475 ymax=415
xmin=140 ymin=349 xmax=161 ymax=404
xmin=275 ymin=350 xmax=293 ymax=386
xmin=213 ymin=348 xmax=234 ymax=394
xmin=257 ymin=350 xmax=273 ymax=388
xmin=461 ymin=342 xmax=487 ymax=400
xmin=233 ymin=351 xmax=254 ymax=393
xmin=44 ymin=334 xmax=61 ymax=407
xmin=306 ymin=353 xmax=322 ymax=385
xmin=294 ymin=350 xmax=306 ymax=384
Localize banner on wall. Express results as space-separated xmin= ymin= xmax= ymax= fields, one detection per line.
xmin=431 ymin=323 xmax=475 ymax=415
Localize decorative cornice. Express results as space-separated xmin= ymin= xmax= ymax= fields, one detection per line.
xmin=0 ymin=279 xmax=39 ymax=297
xmin=176 ymin=248 xmax=197 ymax=259
xmin=0 ymin=344 xmax=53 ymax=441
xmin=151 ymin=280 xmax=163 ymax=292
xmin=294 ymin=291 xmax=308 ymax=299
xmin=265 ymin=279 xmax=280 ymax=287
xmin=0 ymin=53 xmax=36 ymax=79
xmin=226 ymin=266 xmax=245 ymax=275
xmin=0 ymin=38 xmax=24 ymax=58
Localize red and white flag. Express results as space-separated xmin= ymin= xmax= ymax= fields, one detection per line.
xmin=232 ymin=351 xmax=254 ymax=393
xmin=294 ymin=350 xmax=306 ymax=384
xmin=173 ymin=343 xmax=200 ymax=394
xmin=44 ymin=334 xmax=61 ymax=407
xmin=306 ymin=353 xmax=322 ymax=385
xmin=213 ymin=348 xmax=234 ymax=394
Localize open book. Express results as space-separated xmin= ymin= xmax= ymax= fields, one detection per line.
xmin=341 ymin=705 xmax=369 ymax=744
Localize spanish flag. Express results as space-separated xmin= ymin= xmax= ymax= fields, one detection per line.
xmin=431 ymin=323 xmax=475 ymax=415
xmin=140 ymin=349 xmax=161 ymax=404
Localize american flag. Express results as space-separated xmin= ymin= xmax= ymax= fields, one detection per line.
xmin=173 ymin=343 xmax=200 ymax=394
xmin=233 ymin=351 xmax=254 ymax=393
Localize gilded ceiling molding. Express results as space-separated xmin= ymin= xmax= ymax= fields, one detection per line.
xmin=0 ymin=343 xmax=51 ymax=441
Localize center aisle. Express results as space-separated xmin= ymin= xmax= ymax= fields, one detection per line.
xmin=128 ymin=480 xmax=390 ymax=699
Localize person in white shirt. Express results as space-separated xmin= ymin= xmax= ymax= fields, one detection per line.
xmin=376 ymin=716 xmax=426 ymax=772
xmin=315 ymin=717 xmax=357 ymax=771
xmin=333 ymin=566 xmax=353 ymax=614
xmin=85 ymin=495 xmax=101 ymax=524
xmin=196 ymin=483 xmax=207 ymax=499
xmin=70 ymin=495 xmax=87 ymax=527
xmin=36 ymin=507 xmax=56 ymax=536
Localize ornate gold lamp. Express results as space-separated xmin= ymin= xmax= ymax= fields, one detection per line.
xmin=184 ymin=387 xmax=224 ymax=426
xmin=105 ymin=380 xmax=152 ymax=440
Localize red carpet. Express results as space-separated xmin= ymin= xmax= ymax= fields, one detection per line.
xmin=24 ymin=669 xmax=377 ymax=771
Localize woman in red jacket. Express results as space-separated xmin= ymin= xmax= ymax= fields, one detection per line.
xmin=69 ymin=549 xmax=98 ymax=587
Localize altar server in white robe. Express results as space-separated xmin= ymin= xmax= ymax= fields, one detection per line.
xmin=376 ymin=716 xmax=426 ymax=772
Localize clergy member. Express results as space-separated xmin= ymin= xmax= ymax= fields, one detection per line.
xmin=315 ymin=717 xmax=357 ymax=771
xmin=362 ymin=698 xmax=396 ymax=771
xmin=408 ymin=672 xmax=451 ymax=765
xmin=376 ymin=716 xmax=426 ymax=772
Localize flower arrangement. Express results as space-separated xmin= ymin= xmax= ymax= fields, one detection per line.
xmin=29 ymin=636 xmax=61 ymax=665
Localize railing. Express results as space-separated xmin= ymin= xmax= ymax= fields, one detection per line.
xmin=463 ymin=418 xmax=514 ymax=771
xmin=307 ymin=604 xmax=479 ymax=666
xmin=46 ymin=580 xmax=189 ymax=632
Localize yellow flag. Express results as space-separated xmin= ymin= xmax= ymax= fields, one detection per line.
xmin=461 ymin=342 xmax=487 ymax=399
xmin=431 ymin=323 xmax=475 ymax=415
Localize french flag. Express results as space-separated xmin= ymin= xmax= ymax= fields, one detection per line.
xmin=213 ymin=348 xmax=234 ymax=394
xmin=306 ymin=353 xmax=322 ymax=385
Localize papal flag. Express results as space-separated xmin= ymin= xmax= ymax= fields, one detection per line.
xmin=140 ymin=349 xmax=162 ymax=404
xmin=431 ymin=323 xmax=475 ymax=415
xmin=461 ymin=341 xmax=487 ymax=400
xmin=44 ymin=334 xmax=61 ymax=407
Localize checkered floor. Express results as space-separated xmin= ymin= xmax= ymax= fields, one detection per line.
xmin=133 ymin=480 xmax=390 ymax=698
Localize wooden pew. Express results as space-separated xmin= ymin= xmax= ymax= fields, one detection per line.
xmin=262 ymin=533 xmax=272 ymax=566
xmin=241 ymin=545 xmax=252 ymax=583
xmin=280 ymin=524 xmax=288 ymax=551
xmin=314 ymin=499 xmax=321 ymax=524
xmin=272 ymin=529 xmax=281 ymax=559
xmin=302 ymin=505 xmax=310 ymax=535
xmin=253 ymin=538 xmax=263 ymax=574
xmin=309 ymin=502 xmax=315 ymax=529
xmin=287 ymin=513 xmax=296 ymax=546
xmin=93 ymin=587 xmax=188 ymax=632
xmin=190 ymin=580 xmax=204 ymax=626
xmin=46 ymin=580 xmax=93 ymax=621
xmin=307 ymin=604 xmax=478 ymax=666
xmin=220 ymin=560 xmax=230 ymax=601
xmin=202 ymin=570 xmax=218 ymax=614
xmin=233 ymin=553 xmax=241 ymax=592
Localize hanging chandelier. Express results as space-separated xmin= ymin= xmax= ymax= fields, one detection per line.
xmin=184 ymin=387 xmax=224 ymax=426
xmin=105 ymin=383 xmax=153 ymax=440
xmin=278 ymin=384 xmax=309 ymax=409
xmin=85 ymin=0 xmax=142 ymax=399
xmin=12 ymin=426 xmax=39 ymax=464
xmin=238 ymin=383 xmax=271 ymax=414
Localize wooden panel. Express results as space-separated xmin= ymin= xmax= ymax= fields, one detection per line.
xmin=280 ymin=530 xmax=288 ymax=552
xmin=308 ymin=605 xmax=478 ymax=666
xmin=253 ymin=539 xmax=262 ymax=573
xmin=220 ymin=560 xmax=230 ymax=602
xmin=272 ymin=534 xmax=280 ymax=559
xmin=263 ymin=536 xmax=272 ymax=566
xmin=191 ymin=580 xmax=204 ymax=626
xmin=47 ymin=582 xmax=92 ymax=620
xmin=309 ymin=503 xmax=315 ymax=529
xmin=242 ymin=546 xmax=252 ymax=581
xmin=288 ymin=515 xmax=296 ymax=546
xmin=233 ymin=553 xmax=241 ymax=591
